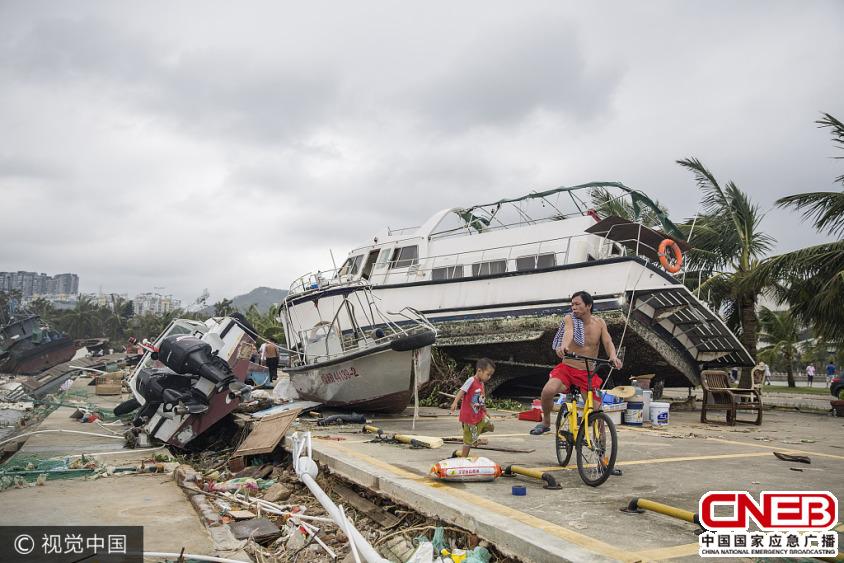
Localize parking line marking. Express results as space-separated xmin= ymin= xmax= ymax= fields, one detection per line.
xmin=529 ymin=451 xmax=773 ymax=473
xmin=317 ymin=439 xmax=639 ymax=562
xmin=616 ymin=426 xmax=844 ymax=461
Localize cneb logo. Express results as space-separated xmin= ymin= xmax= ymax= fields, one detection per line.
xmin=700 ymin=491 xmax=838 ymax=531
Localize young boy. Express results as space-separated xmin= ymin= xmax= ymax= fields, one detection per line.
xmin=450 ymin=358 xmax=496 ymax=457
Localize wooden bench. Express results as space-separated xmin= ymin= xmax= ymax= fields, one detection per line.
xmin=700 ymin=370 xmax=763 ymax=425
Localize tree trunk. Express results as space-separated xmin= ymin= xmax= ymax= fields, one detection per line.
xmin=786 ymin=367 xmax=795 ymax=387
xmin=738 ymin=295 xmax=758 ymax=389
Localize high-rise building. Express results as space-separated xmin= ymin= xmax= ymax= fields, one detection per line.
xmin=0 ymin=271 xmax=80 ymax=298
xmin=133 ymin=292 xmax=182 ymax=316
xmin=53 ymin=273 xmax=79 ymax=295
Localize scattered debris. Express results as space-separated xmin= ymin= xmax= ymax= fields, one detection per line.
xmin=773 ymin=452 xmax=811 ymax=464
xmin=317 ymin=413 xmax=367 ymax=426
xmin=262 ymin=483 xmax=292 ymax=503
xmin=363 ymin=424 xmax=444 ymax=449
xmin=332 ymin=483 xmax=402 ymax=529
xmin=233 ymin=409 xmax=300 ymax=457
xmin=229 ymin=517 xmax=281 ymax=541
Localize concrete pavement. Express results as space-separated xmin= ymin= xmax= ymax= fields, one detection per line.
xmin=0 ymin=376 xmax=245 ymax=561
xmin=291 ymin=405 xmax=844 ymax=562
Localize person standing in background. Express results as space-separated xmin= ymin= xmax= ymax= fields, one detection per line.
xmin=260 ymin=340 xmax=280 ymax=381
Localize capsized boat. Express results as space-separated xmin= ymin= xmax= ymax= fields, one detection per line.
xmin=281 ymin=286 xmax=436 ymax=413
xmin=116 ymin=314 xmax=260 ymax=448
xmin=0 ymin=304 xmax=75 ymax=375
xmin=282 ymin=183 xmax=753 ymax=395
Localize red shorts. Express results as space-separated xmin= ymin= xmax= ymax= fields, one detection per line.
xmin=550 ymin=363 xmax=602 ymax=400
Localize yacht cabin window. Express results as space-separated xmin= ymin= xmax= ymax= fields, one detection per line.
xmin=516 ymin=253 xmax=557 ymax=272
xmin=472 ymin=260 xmax=507 ymax=277
xmin=432 ymin=265 xmax=464 ymax=280
xmin=338 ymin=255 xmax=364 ymax=278
xmin=389 ymin=245 xmax=419 ymax=269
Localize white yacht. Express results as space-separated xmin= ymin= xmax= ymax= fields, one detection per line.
xmin=281 ymin=286 xmax=436 ymax=413
xmin=282 ymin=183 xmax=752 ymax=395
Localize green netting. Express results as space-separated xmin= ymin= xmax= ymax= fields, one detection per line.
xmin=1 ymin=452 xmax=68 ymax=471
xmin=466 ymin=546 xmax=492 ymax=563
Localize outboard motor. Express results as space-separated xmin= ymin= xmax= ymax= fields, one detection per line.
xmin=158 ymin=335 xmax=252 ymax=398
xmin=132 ymin=367 xmax=210 ymax=422
xmin=128 ymin=335 xmax=252 ymax=426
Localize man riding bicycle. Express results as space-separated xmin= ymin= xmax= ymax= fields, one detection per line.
xmin=530 ymin=291 xmax=623 ymax=435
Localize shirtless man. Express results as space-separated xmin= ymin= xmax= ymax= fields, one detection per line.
xmin=530 ymin=291 xmax=623 ymax=435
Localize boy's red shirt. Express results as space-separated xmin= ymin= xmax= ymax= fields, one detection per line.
xmin=459 ymin=375 xmax=486 ymax=425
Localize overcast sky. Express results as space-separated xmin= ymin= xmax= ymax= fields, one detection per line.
xmin=1 ymin=1 xmax=842 ymax=305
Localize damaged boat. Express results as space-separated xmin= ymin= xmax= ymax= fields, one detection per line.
xmin=0 ymin=308 xmax=76 ymax=376
xmin=282 ymin=183 xmax=753 ymax=395
xmin=281 ymin=286 xmax=436 ymax=413
xmin=115 ymin=314 xmax=261 ymax=448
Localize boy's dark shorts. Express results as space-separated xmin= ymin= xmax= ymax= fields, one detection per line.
xmin=462 ymin=416 xmax=494 ymax=445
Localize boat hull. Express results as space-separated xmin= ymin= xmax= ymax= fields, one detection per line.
xmin=287 ymin=346 xmax=432 ymax=413
xmin=0 ymin=337 xmax=77 ymax=375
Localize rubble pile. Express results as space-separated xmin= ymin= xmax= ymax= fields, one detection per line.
xmin=175 ymin=451 xmax=513 ymax=563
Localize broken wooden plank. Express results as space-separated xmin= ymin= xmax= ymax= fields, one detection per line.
xmin=332 ymin=483 xmax=401 ymax=529
xmin=234 ymin=409 xmax=301 ymax=457
xmin=227 ymin=510 xmax=256 ymax=520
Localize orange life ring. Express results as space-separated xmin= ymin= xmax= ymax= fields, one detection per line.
xmin=658 ymin=239 xmax=683 ymax=274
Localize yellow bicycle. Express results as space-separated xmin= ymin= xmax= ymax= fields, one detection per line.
xmin=555 ymin=353 xmax=618 ymax=486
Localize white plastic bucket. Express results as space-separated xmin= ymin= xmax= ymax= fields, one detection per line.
xmin=623 ymin=402 xmax=644 ymax=425
xmin=606 ymin=409 xmax=622 ymax=426
xmin=642 ymin=390 xmax=652 ymax=422
xmin=650 ymin=402 xmax=670 ymax=426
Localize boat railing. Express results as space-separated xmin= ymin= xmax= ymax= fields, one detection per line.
xmin=291 ymin=293 xmax=435 ymax=365
xmin=386 ymin=225 xmax=421 ymax=236
xmin=595 ymin=222 xmax=664 ymax=262
xmin=287 ymin=231 xmax=653 ymax=296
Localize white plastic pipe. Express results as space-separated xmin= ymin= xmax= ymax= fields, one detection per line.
xmin=291 ymin=432 xmax=389 ymax=563
xmin=341 ymin=505 xmax=362 ymax=563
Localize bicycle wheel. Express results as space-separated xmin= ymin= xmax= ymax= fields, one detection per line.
xmin=575 ymin=411 xmax=618 ymax=487
xmin=555 ymin=403 xmax=573 ymax=467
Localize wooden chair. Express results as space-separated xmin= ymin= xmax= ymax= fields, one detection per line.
xmin=700 ymin=370 xmax=763 ymax=426
xmin=751 ymin=365 xmax=766 ymax=395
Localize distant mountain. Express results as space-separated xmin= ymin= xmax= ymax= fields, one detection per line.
xmin=201 ymin=287 xmax=288 ymax=316
xmin=233 ymin=287 xmax=288 ymax=313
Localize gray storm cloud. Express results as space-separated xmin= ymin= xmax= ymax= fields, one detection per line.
xmin=0 ymin=1 xmax=842 ymax=302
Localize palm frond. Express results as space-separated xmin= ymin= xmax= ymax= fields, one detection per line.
xmin=817 ymin=113 xmax=844 ymax=184
xmin=677 ymin=158 xmax=732 ymax=218
xmin=776 ymin=191 xmax=844 ymax=238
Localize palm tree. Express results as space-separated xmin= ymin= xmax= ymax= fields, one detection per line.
xmin=751 ymin=113 xmax=844 ymax=340
xmin=677 ymin=158 xmax=776 ymax=387
xmin=59 ymin=296 xmax=102 ymax=339
xmin=244 ymin=303 xmax=286 ymax=345
xmin=213 ymin=298 xmax=235 ymax=317
xmin=590 ymin=187 xmax=671 ymax=228
xmin=28 ymin=297 xmax=56 ymax=323
xmin=756 ymin=307 xmax=801 ymax=387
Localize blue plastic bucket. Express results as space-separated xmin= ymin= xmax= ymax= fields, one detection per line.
xmin=623 ymin=402 xmax=644 ymax=426
xmin=248 ymin=371 xmax=271 ymax=387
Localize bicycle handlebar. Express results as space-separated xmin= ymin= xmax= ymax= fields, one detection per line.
xmin=564 ymin=352 xmax=613 ymax=365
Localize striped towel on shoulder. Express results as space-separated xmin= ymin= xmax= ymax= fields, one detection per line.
xmin=551 ymin=313 xmax=586 ymax=350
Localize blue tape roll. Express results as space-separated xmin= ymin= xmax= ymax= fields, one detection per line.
xmin=512 ymin=485 xmax=527 ymax=496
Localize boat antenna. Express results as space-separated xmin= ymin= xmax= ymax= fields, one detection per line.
xmin=329 ymin=249 xmax=338 ymax=271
